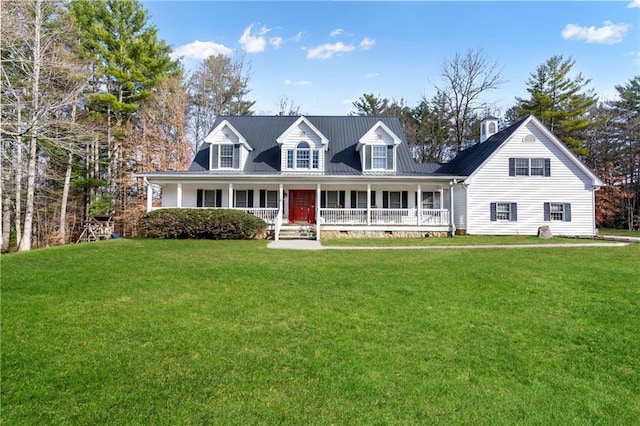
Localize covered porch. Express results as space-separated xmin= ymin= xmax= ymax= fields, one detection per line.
xmin=144 ymin=177 xmax=457 ymax=240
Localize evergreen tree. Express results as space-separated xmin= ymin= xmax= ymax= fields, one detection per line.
xmin=351 ymin=93 xmax=389 ymax=115
xmin=516 ymin=55 xmax=598 ymax=156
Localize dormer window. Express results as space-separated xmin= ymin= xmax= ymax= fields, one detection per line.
xmin=286 ymin=142 xmax=320 ymax=170
xmin=372 ymin=146 xmax=387 ymax=169
xmin=220 ymin=145 xmax=234 ymax=168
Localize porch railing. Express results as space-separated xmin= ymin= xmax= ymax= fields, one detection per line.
xmin=234 ymin=208 xmax=279 ymax=224
xmin=319 ymin=208 xmax=448 ymax=225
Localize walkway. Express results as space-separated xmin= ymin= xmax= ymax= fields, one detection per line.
xmin=267 ymin=239 xmax=631 ymax=250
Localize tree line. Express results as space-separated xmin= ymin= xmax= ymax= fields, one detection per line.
xmin=1 ymin=0 xmax=638 ymax=252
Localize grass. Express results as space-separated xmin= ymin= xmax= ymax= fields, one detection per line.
xmin=599 ymin=228 xmax=640 ymax=238
xmin=2 ymin=239 xmax=639 ymax=424
xmin=321 ymin=234 xmax=612 ymax=247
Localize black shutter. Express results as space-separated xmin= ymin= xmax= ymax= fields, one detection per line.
xmin=248 ymin=190 xmax=254 ymax=208
xmin=510 ymin=203 xmax=518 ymax=221
xmin=564 ymin=203 xmax=571 ymax=222
xmin=544 ymin=202 xmax=550 ymax=221
xmin=259 ymin=190 xmax=266 ymax=208
xmin=365 ymin=145 xmax=372 ymax=170
xmin=350 ymin=191 xmax=357 ymax=208
xmin=508 ymin=158 xmax=515 ymax=176
xmin=382 ymin=191 xmax=389 ymax=208
xmin=371 ymin=191 xmax=376 ymax=207
xmin=233 ymin=144 xmax=240 ymax=168
xmin=490 ymin=203 xmax=497 ymax=221
xmin=320 ymin=191 xmax=327 ymax=208
xmin=197 ymin=189 xmax=203 ymax=207
xmin=414 ymin=192 xmax=418 ymax=207
xmin=216 ymin=189 xmax=222 ymax=207
xmin=387 ymin=145 xmax=394 ymax=170
xmin=211 ymin=145 xmax=219 ymax=169
xmin=339 ymin=191 xmax=346 ymax=208
xmin=544 ymin=158 xmax=551 ymax=177
xmin=401 ymin=191 xmax=408 ymax=209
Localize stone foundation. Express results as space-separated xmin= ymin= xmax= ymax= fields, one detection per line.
xmin=320 ymin=230 xmax=449 ymax=239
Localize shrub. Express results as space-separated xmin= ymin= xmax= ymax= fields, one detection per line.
xmin=139 ymin=209 xmax=267 ymax=240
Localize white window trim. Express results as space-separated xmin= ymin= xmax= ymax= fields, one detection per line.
xmin=550 ymin=203 xmax=565 ymax=221
xmin=285 ymin=141 xmax=321 ymax=171
xmin=371 ymin=145 xmax=388 ymax=170
xmin=219 ymin=144 xmax=235 ymax=169
xmin=495 ymin=202 xmax=511 ymax=221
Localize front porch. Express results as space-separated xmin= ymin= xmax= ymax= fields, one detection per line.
xmin=146 ymin=180 xmax=455 ymax=240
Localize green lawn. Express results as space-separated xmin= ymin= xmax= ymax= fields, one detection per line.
xmin=322 ymin=234 xmax=610 ymax=247
xmin=2 ymin=239 xmax=639 ymax=424
xmin=599 ymin=228 xmax=640 ymax=238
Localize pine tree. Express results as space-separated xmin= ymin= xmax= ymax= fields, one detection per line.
xmin=517 ymin=55 xmax=598 ymax=156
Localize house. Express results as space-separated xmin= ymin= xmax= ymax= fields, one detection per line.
xmin=138 ymin=114 xmax=602 ymax=240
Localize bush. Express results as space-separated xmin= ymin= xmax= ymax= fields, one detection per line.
xmin=139 ymin=209 xmax=267 ymax=240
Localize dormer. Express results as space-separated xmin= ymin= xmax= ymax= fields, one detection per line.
xmin=204 ymin=120 xmax=253 ymax=170
xmin=276 ymin=116 xmax=329 ymax=172
xmin=357 ymin=121 xmax=401 ymax=172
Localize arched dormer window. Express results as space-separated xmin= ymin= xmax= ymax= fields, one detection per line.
xmin=286 ymin=141 xmax=320 ymax=170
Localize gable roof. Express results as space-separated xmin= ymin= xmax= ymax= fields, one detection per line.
xmin=437 ymin=115 xmax=528 ymax=176
xmin=438 ymin=115 xmax=603 ymax=186
xmin=189 ymin=115 xmax=448 ymax=176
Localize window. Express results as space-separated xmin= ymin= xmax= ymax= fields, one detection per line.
xmin=235 ymin=190 xmax=254 ymax=208
xmin=296 ymin=142 xmax=310 ymax=168
xmin=372 ymin=146 xmax=387 ymax=169
xmin=389 ymin=192 xmax=401 ymax=209
xmin=259 ymin=190 xmax=278 ymax=208
xmin=515 ymin=158 xmax=529 ymax=176
xmin=530 ymin=158 xmax=545 ymax=176
xmin=286 ymin=142 xmax=320 ymax=170
xmin=197 ymin=189 xmax=222 ymax=208
xmin=509 ymin=158 xmax=551 ymax=176
xmin=266 ymin=191 xmax=278 ymax=208
xmin=422 ymin=192 xmax=441 ymax=210
xmin=220 ymin=145 xmax=234 ymax=168
xmin=490 ymin=202 xmax=517 ymax=222
xmin=544 ymin=202 xmax=571 ymax=222
xmin=321 ymin=191 xmax=345 ymax=208
xmin=356 ymin=191 xmax=367 ymax=208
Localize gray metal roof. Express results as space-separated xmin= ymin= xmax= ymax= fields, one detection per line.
xmin=189 ymin=115 xmax=449 ymax=176
xmin=436 ymin=115 xmax=530 ymax=176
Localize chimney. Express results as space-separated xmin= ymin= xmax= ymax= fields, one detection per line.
xmin=480 ymin=116 xmax=499 ymax=143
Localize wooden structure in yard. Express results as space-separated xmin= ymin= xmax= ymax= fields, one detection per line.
xmin=76 ymin=215 xmax=113 ymax=243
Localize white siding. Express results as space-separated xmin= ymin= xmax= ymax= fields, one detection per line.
xmin=466 ymin=122 xmax=596 ymax=236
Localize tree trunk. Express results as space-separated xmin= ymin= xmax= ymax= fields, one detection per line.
xmin=59 ymin=151 xmax=73 ymax=244
xmin=18 ymin=0 xmax=42 ymax=252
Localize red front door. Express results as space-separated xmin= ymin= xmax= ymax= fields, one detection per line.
xmin=289 ymin=190 xmax=316 ymax=224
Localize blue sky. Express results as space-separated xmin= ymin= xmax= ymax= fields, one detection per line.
xmin=143 ymin=0 xmax=640 ymax=116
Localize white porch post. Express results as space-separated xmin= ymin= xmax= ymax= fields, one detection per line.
xmin=316 ymin=183 xmax=321 ymax=241
xmin=177 ymin=183 xmax=182 ymax=208
xmin=276 ymin=183 xmax=284 ymax=241
xmin=417 ymin=184 xmax=422 ymax=225
xmin=228 ymin=183 xmax=233 ymax=208
xmin=367 ymin=183 xmax=371 ymax=225
xmin=449 ymin=181 xmax=456 ymax=235
xmin=145 ymin=178 xmax=152 ymax=212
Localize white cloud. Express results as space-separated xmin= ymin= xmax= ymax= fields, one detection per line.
xmin=284 ymin=79 xmax=311 ymax=86
xmin=561 ymin=21 xmax=629 ymax=44
xmin=239 ymin=24 xmax=270 ymax=53
xmin=270 ymin=36 xmax=283 ymax=48
xmin=170 ymin=40 xmax=233 ymax=61
xmin=330 ymin=28 xmax=344 ymax=37
xmin=628 ymin=0 xmax=640 ymax=8
xmin=359 ymin=37 xmax=375 ymax=50
xmin=294 ymin=32 xmax=303 ymax=42
xmin=307 ymin=42 xmax=356 ymax=59
xmin=365 ymin=72 xmax=379 ymax=79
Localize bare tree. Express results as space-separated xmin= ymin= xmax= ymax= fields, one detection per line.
xmin=1 ymin=0 xmax=86 ymax=250
xmin=436 ymin=48 xmax=505 ymax=152
xmin=276 ymin=96 xmax=301 ymax=116
xmin=188 ymin=55 xmax=254 ymax=152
